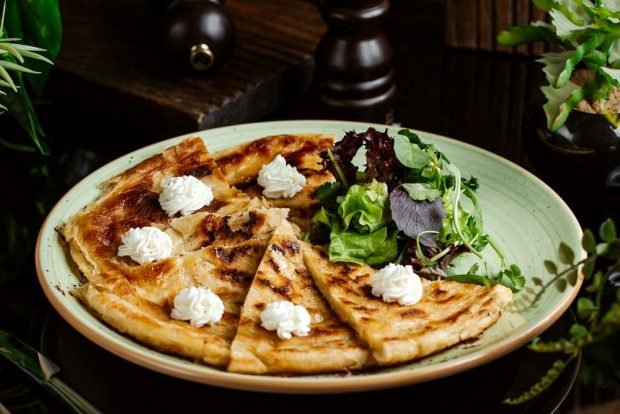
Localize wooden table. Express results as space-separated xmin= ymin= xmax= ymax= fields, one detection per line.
xmin=51 ymin=0 xmax=325 ymax=138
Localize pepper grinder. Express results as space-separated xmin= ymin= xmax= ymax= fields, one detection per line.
xmin=313 ymin=0 xmax=395 ymax=123
xmin=154 ymin=0 xmax=235 ymax=73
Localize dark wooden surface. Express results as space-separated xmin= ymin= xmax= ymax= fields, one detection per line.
xmin=444 ymin=0 xmax=550 ymax=55
xmin=51 ymin=0 xmax=325 ymax=138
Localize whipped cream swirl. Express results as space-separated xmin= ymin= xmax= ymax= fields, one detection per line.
xmin=370 ymin=263 xmax=423 ymax=306
xmin=170 ymin=287 xmax=224 ymax=327
xmin=159 ymin=175 xmax=213 ymax=216
xmin=260 ymin=300 xmax=311 ymax=339
xmin=257 ymin=155 xmax=306 ymax=198
xmin=117 ymin=227 xmax=173 ymax=264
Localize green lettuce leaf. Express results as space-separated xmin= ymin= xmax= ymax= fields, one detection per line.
xmin=337 ymin=180 xmax=390 ymax=233
xmin=328 ymin=225 xmax=398 ymax=267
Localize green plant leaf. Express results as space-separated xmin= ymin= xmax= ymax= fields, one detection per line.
xmin=559 ymin=242 xmax=575 ymax=264
xmin=0 ymin=42 xmax=23 ymax=62
xmin=569 ymin=323 xmax=590 ymax=339
xmin=582 ymin=229 xmax=597 ymax=253
xmin=599 ymin=218 xmax=617 ymax=242
xmin=393 ymin=134 xmax=431 ymax=169
xmin=537 ymin=51 xmax=574 ymax=85
xmin=550 ymin=8 xmax=593 ymax=38
xmin=532 ymin=276 xmax=543 ymax=286
xmin=401 ymin=182 xmax=441 ymax=202
xmin=556 ymin=278 xmax=567 ymax=292
xmin=337 ymin=180 xmax=390 ymax=233
xmin=541 ymin=81 xmax=586 ymax=131
xmin=328 ymin=225 xmax=398 ymax=267
xmin=497 ymin=23 xmax=559 ymax=46
xmin=600 ymin=0 xmax=620 ymax=13
xmin=577 ymin=297 xmax=598 ymax=320
xmin=0 ymin=58 xmax=40 ymax=73
xmin=582 ymin=258 xmax=595 ymax=279
xmin=544 ymin=259 xmax=558 ymax=273
xmin=596 ymin=303 xmax=620 ymax=336
xmin=533 ymin=0 xmax=555 ymax=12
xmin=4 ymin=0 xmax=61 ymax=96
xmin=556 ymin=33 xmax=604 ymax=88
xmin=609 ymin=38 xmax=620 ymax=66
xmin=0 ymin=72 xmax=48 ymax=154
xmin=503 ymin=358 xmax=572 ymax=405
xmin=566 ymin=268 xmax=579 ymax=286
xmin=593 ymin=271 xmax=605 ymax=291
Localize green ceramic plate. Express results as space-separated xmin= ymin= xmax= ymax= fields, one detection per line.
xmin=36 ymin=120 xmax=584 ymax=393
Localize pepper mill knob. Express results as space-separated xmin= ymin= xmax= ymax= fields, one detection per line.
xmin=161 ymin=0 xmax=235 ymax=73
xmin=313 ymin=0 xmax=395 ymax=123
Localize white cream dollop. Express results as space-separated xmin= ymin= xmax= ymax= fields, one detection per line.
xmin=260 ymin=300 xmax=311 ymax=339
xmin=257 ymin=155 xmax=306 ymax=198
xmin=170 ymin=287 xmax=224 ymax=327
xmin=117 ymin=227 xmax=173 ymax=264
xmin=159 ymin=175 xmax=213 ymax=216
xmin=370 ymin=263 xmax=423 ymax=306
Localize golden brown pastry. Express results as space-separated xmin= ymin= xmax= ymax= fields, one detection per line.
xmin=213 ymin=134 xmax=335 ymax=231
xmin=228 ymin=221 xmax=372 ymax=374
xmin=301 ymin=243 xmax=513 ymax=365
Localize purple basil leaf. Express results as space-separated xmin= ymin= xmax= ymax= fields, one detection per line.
xmin=390 ymin=187 xmax=446 ymax=247
xmin=319 ymin=130 xmax=364 ymax=186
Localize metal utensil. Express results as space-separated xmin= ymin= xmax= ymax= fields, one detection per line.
xmin=0 ymin=329 xmax=100 ymax=414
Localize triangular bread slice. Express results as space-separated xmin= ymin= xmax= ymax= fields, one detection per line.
xmin=212 ymin=134 xmax=336 ymax=231
xmin=228 ymin=221 xmax=372 ymax=374
xmin=62 ymin=137 xmax=252 ymax=280
xmin=74 ymin=238 xmax=268 ymax=367
xmin=301 ymin=244 xmax=513 ymax=365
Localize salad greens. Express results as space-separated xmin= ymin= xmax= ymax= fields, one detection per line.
xmin=308 ymin=128 xmax=525 ymax=293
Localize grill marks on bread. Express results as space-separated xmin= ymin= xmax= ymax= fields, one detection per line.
xmin=213 ymin=134 xmax=334 ymax=185
xmin=61 ymin=138 xmax=280 ymax=368
xmin=213 ymin=134 xmax=335 ymax=232
xmin=301 ymin=243 xmax=513 ymax=365
xmin=170 ymin=207 xmax=289 ymax=252
xmin=228 ymin=221 xmax=372 ymax=374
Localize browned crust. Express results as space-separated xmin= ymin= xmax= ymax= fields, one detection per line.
xmin=301 ymin=243 xmax=513 ymax=365
xmin=213 ymin=134 xmax=335 ymax=232
xmin=73 ymin=237 xmax=269 ymax=367
xmin=228 ymin=221 xmax=372 ymax=374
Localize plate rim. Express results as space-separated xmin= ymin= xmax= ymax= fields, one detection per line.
xmin=35 ymin=119 xmax=585 ymax=393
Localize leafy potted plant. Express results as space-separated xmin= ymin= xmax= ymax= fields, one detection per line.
xmin=0 ymin=0 xmax=61 ymax=288
xmin=498 ymin=0 xmax=620 ymax=195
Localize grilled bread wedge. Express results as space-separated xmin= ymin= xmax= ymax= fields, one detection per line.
xmin=74 ymin=238 xmax=267 ymax=366
xmin=228 ymin=221 xmax=372 ymax=374
xmin=213 ymin=134 xmax=335 ymax=231
xmin=301 ymin=244 xmax=513 ymax=365
xmin=62 ymin=137 xmax=252 ymax=280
